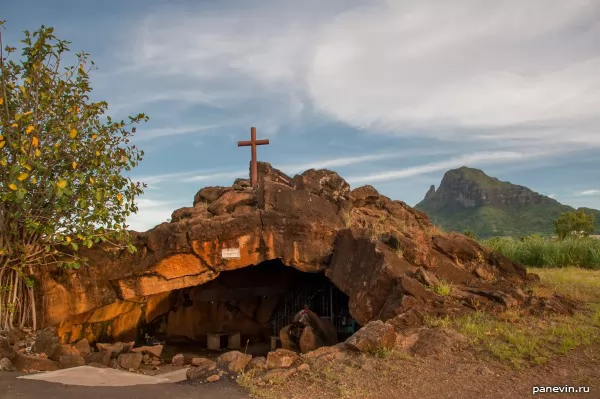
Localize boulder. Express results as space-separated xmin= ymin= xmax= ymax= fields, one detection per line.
xmin=73 ymin=338 xmax=92 ymax=356
xmin=13 ymin=352 xmax=60 ymax=372
xmin=85 ymin=351 xmax=112 ymax=366
xmin=33 ymin=162 xmax=536 ymax=346
xmin=206 ymin=374 xmax=221 ymax=383
xmin=58 ymin=354 xmax=85 ymax=369
xmin=410 ymin=328 xmax=468 ymax=359
xmin=5 ymin=329 xmax=26 ymax=345
xmin=58 ymin=343 xmax=80 ymax=357
xmin=279 ymin=324 xmax=300 ymax=352
xmin=96 ymin=342 xmax=130 ymax=358
xmin=266 ymin=349 xmax=299 ymax=369
xmin=0 ymin=357 xmax=15 ymax=372
xmin=293 ymin=310 xmax=338 ymax=346
xmin=299 ymin=326 xmax=325 ymax=354
xmin=118 ymin=353 xmax=143 ymax=370
xmin=216 ymin=351 xmax=252 ymax=373
xmin=345 ymin=320 xmax=396 ymax=353
xmin=246 ymin=356 xmax=267 ymax=372
xmin=0 ymin=336 xmax=15 ymax=360
xmin=172 ymin=353 xmax=185 ymax=366
xmin=186 ymin=358 xmax=218 ymax=381
xmin=131 ymin=345 xmax=163 ymax=358
xmin=31 ymin=328 xmax=61 ymax=360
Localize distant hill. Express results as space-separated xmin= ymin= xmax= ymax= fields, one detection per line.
xmin=415 ymin=167 xmax=600 ymax=238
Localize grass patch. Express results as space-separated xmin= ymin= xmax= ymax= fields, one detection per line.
xmin=482 ymin=236 xmax=600 ymax=269
xmin=426 ymin=268 xmax=600 ymax=368
xmin=528 ymin=267 xmax=600 ymax=303
xmin=431 ymin=281 xmax=452 ymax=296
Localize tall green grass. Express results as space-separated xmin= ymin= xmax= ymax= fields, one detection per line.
xmin=481 ymin=236 xmax=600 ymax=269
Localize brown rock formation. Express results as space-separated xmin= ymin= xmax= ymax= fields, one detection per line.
xmin=34 ymin=162 xmax=533 ymax=346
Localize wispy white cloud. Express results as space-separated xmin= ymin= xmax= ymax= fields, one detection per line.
xmin=346 ymin=150 xmax=554 ymax=184
xmin=279 ymin=149 xmax=452 ymax=174
xmin=182 ymin=170 xmax=247 ymax=183
xmin=307 ymin=1 xmax=600 ymax=148
xmin=577 ymin=189 xmax=600 ymax=196
xmin=108 ymin=0 xmax=600 ymax=151
xmin=131 ymin=169 xmax=222 ymax=185
xmin=135 ymin=124 xmax=225 ymax=141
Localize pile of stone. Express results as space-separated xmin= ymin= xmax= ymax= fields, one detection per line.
xmin=184 ymin=319 xmax=467 ymax=385
xmin=0 ymin=327 xmax=164 ymax=373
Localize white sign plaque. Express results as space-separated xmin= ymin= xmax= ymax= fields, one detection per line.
xmin=221 ymin=248 xmax=241 ymax=259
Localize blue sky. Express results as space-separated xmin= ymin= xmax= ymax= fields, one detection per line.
xmin=4 ymin=0 xmax=600 ymax=231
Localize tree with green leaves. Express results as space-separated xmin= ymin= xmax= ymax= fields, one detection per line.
xmin=554 ymin=209 xmax=595 ymax=240
xmin=0 ymin=22 xmax=148 ymax=330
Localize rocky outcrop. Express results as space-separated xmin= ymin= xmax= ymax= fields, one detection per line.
xmin=34 ymin=162 xmax=533 ymax=345
xmin=418 ymin=167 xmax=561 ymax=210
xmin=413 ymin=166 xmax=597 ymax=237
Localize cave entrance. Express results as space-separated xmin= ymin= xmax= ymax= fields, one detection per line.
xmin=141 ymin=259 xmax=357 ymax=355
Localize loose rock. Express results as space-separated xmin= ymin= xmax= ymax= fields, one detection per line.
xmin=246 ymin=356 xmax=267 ymax=372
xmin=31 ymin=328 xmax=61 ymax=360
xmin=97 ymin=342 xmax=127 ymax=358
xmin=266 ymin=349 xmax=299 ymax=369
xmin=345 ymin=320 xmax=397 ymax=353
xmin=186 ymin=358 xmax=218 ymax=381
xmin=131 ymin=345 xmax=163 ymax=358
xmin=118 ymin=353 xmax=143 ymax=370
xmin=0 ymin=357 xmax=16 ymax=372
xmin=216 ymin=351 xmax=252 ymax=373
xmin=0 ymin=337 xmax=15 ymax=360
xmin=73 ymin=338 xmax=92 ymax=356
xmin=172 ymin=353 xmax=185 ymax=366
xmin=13 ymin=352 xmax=60 ymax=372
xmin=58 ymin=354 xmax=85 ymax=369
xmin=85 ymin=351 xmax=112 ymax=366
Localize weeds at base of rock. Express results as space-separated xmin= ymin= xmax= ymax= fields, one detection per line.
xmin=431 ymin=281 xmax=452 ymax=296
xmin=424 ymin=268 xmax=600 ymax=369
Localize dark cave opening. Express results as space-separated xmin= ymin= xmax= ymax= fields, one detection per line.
xmin=141 ymin=259 xmax=358 ymax=354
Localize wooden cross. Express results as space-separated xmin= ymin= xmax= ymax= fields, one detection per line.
xmin=237 ymin=127 xmax=269 ymax=187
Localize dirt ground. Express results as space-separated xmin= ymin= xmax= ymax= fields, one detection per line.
xmin=2 ymin=342 xmax=597 ymax=399
xmin=241 ymin=341 xmax=600 ymax=399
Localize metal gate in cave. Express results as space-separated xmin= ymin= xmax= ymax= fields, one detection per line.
xmin=267 ymin=278 xmax=358 ymax=340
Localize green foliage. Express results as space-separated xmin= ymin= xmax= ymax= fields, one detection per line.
xmin=554 ymin=209 xmax=595 ymax=240
xmin=415 ymin=167 xmax=600 ymax=238
xmin=418 ymin=204 xmax=571 ymax=239
xmin=482 ymin=236 xmax=600 ymax=269
xmin=0 ymin=22 xmax=147 ymax=328
xmin=431 ymin=281 xmax=452 ymax=296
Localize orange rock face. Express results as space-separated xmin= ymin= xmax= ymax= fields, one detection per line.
xmin=35 ymin=163 xmax=532 ymax=345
